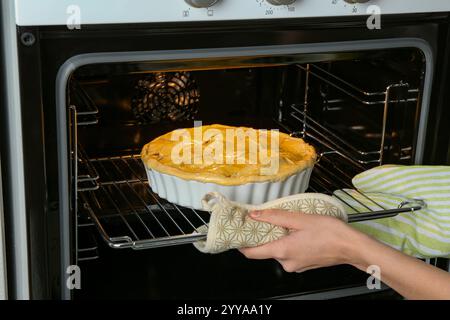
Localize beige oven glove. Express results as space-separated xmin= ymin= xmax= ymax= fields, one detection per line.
xmin=194 ymin=192 xmax=347 ymax=254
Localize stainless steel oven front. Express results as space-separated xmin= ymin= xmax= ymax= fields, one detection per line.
xmin=2 ymin=0 xmax=450 ymax=299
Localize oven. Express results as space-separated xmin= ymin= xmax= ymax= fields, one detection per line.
xmin=1 ymin=0 xmax=450 ymax=300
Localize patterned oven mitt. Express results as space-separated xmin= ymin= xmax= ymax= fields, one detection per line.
xmin=194 ymin=192 xmax=347 ymax=254
xmin=334 ymin=165 xmax=450 ymax=258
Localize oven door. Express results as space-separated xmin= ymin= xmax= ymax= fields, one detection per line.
xmin=15 ymin=14 xmax=450 ymax=299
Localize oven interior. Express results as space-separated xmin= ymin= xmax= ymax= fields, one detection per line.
xmin=68 ymin=47 xmax=426 ymax=299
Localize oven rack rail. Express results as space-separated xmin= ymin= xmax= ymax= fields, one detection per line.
xmin=297 ymin=64 xmax=419 ymax=106
xmin=77 ymin=223 xmax=100 ymax=261
xmin=70 ymin=80 xmax=99 ymax=126
xmin=77 ymin=144 xmax=100 ymax=191
xmin=77 ymin=208 xmax=100 ymax=261
xmin=282 ymin=105 xmax=381 ymax=167
xmin=76 ymin=151 xmax=424 ymax=250
xmin=296 ymin=64 xmax=419 ymax=165
xmin=285 ymin=102 xmax=413 ymax=166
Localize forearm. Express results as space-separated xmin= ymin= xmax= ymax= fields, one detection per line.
xmin=344 ymin=227 xmax=450 ymax=300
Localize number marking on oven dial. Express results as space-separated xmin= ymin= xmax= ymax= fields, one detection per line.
xmin=256 ymin=0 xmax=297 ymax=15
xmin=331 ymin=0 xmax=372 ymax=15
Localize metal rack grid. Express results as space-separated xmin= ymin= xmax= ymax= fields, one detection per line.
xmin=78 ymin=154 xmax=210 ymax=249
xmin=308 ymin=152 xmax=423 ymax=223
xmin=77 ymin=147 xmax=423 ymax=250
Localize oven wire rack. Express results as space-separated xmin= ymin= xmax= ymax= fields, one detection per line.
xmin=76 ymin=147 xmax=424 ymax=250
xmin=73 ymin=63 xmax=424 ymax=250
xmin=78 ymin=154 xmax=210 ymax=249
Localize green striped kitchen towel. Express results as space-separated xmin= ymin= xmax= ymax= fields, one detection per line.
xmin=333 ymin=165 xmax=450 ymax=259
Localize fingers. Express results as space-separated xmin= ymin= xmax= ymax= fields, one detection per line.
xmin=249 ymin=209 xmax=307 ymax=230
xmin=240 ymin=246 xmax=318 ymax=273
xmin=239 ymin=239 xmax=286 ymax=260
xmin=294 ymin=265 xmax=319 ymax=273
xmin=240 ymin=243 xmax=315 ymax=273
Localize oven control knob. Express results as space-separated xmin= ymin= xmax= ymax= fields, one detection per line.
xmin=184 ymin=0 xmax=220 ymax=8
xmin=343 ymin=0 xmax=370 ymax=3
xmin=266 ymin=0 xmax=296 ymax=5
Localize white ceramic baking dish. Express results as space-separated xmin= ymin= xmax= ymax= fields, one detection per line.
xmin=145 ymin=166 xmax=314 ymax=210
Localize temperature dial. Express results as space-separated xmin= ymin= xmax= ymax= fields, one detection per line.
xmin=184 ymin=0 xmax=221 ymax=8
xmin=266 ymin=0 xmax=296 ymax=5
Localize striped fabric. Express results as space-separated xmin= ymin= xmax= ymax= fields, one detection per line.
xmin=333 ymin=165 xmax=450 ymax=259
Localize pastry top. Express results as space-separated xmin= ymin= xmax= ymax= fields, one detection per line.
xmin=141 ymin=124 xmax=316 ymax=186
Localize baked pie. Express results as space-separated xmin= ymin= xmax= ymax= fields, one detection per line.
xmin=141 ymin=124 xmax=317 ymax=209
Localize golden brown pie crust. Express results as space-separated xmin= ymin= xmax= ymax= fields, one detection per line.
xmin=141 ymin=124 xmax=316 ymax=186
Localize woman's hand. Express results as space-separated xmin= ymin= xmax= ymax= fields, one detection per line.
xmin=240 ymin=209 xmax=363 ymax=273
xmin=240 ymin=209 xmax=450 ymax=300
